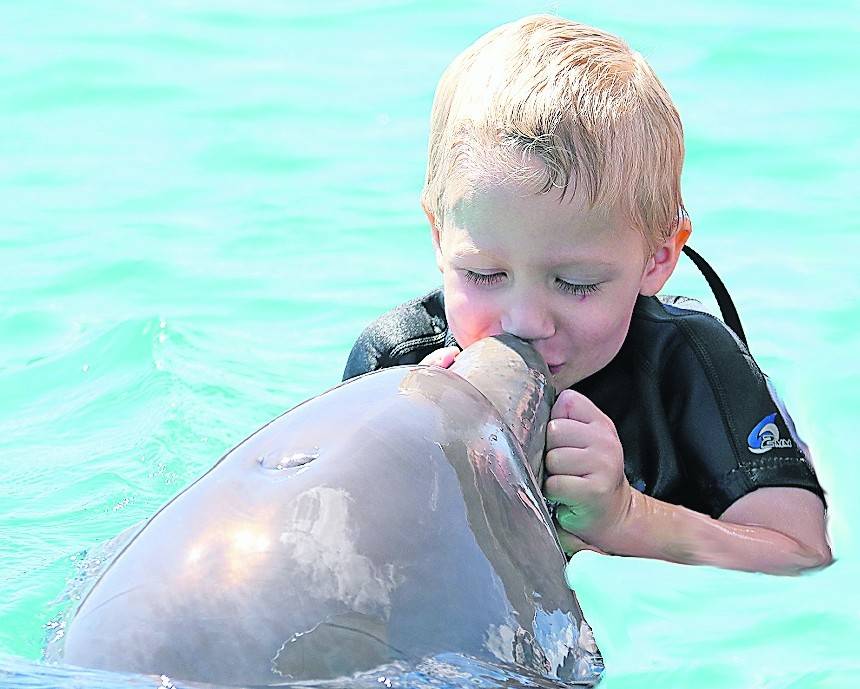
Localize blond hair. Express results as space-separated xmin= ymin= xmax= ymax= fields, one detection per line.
xmin=421 ymin=14 xmax=686 ymax=254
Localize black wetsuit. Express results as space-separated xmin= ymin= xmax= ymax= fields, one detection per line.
xmin=342 ymin=288 xmax=826 ymax=519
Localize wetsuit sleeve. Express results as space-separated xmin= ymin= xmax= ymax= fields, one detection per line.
xmin=342 ymin=290 xmax=451 ymax=382
xmin=667 ymin=314 xmax=827 ymax=519
xmin=342 ymin=326 xmax=388 ymax=380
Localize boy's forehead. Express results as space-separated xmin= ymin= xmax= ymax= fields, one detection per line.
xmin=441 ymin=170 xmax=648 ymax=267
xmin=447 ymin=174 xmax=626 ymax=240
xmin=448 ymin=236 xmax=619 ymax=274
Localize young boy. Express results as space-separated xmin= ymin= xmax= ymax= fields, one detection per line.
xmin=343 ymin=15 xmax=831 ymax=575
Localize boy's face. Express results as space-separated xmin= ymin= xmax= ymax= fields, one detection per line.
xmin=429 ymin=174 xmax=680 ymax=390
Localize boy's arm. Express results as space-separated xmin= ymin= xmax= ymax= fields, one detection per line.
xmin=564 ymin=486 xmax=832 ymax=575
xmin=546 ymin=390 xmax=832 ymax=575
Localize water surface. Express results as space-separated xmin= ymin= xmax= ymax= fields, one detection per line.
xmin=1 ymin=1 xmax=858 ymax=687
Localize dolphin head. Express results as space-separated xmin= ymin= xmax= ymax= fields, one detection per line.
xmin=61 ymin=333 xmax=603 ymax=687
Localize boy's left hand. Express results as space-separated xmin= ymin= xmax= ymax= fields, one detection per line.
xmin=544 ymin=389 xmax=635 ymax=554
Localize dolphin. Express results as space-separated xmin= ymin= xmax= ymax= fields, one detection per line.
xmin=62 ymin=335 xmax=604 ymax=686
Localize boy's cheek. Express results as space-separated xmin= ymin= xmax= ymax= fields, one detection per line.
xmin=442 ymin=287 xmax=499 ymax=347
xmin=577 ymin=309 xmax=629 ymax=354
xmin=575 ymin=295 xmax=635 ymax=348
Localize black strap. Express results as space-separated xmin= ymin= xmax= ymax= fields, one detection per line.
xmin=681 ymin=245 xmax=749 ymax=348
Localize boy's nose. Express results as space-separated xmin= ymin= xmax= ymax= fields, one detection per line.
xmin=500 ymin=301 xmax=555 ymax=342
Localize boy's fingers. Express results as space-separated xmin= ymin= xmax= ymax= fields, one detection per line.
xmin=557 ymin=530 xmax=589 ymax=556
xmin=545 ymin=446 xmax=598 ymax=476
xmin=437 ymin=347 xmax=460 ymax=367
xmin=557 ymin=529 xmax=606 ymax=557
xmin=543 ymin=473 xmax=591 ymax=504
xmin=546 ymin=417 xmax=591 ymax=451
xmin=550 ymin=389 xmax=604 ymax=424
xmin=419 ymin=346 xmax=461 ymax=368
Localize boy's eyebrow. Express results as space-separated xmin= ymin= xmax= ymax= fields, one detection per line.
xmin=452 ymin=246 xmax=615 ymax=269
xmin=557 ymin=258 xmax=616 ymax=269
xmin=451 ymin=246 xmax=489 ymax=259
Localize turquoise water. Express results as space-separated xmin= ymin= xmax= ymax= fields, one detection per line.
xmin=1 ymin=1 xmax=858 ymax=686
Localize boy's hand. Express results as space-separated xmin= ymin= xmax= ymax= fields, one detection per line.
xmin=556 ymin=530 xmax=608 ymax=558
xmin=544 ymin=389 xmax=635 ymax=554
xmin=419 ymin=346 xmax=461 ymax=368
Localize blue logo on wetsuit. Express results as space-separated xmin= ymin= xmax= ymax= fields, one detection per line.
xmin=747 ymin=413 xmax=794 ymax=454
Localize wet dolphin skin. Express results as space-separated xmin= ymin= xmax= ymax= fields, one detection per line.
xmin=63 ymin=335 xmax=604 ymax=686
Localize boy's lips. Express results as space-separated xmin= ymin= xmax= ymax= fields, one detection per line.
xmin=548 ymin=363 xmax=564 ymax=374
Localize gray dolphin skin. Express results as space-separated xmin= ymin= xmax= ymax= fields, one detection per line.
xmin=63 ymin=335 xmax=604 ymax=686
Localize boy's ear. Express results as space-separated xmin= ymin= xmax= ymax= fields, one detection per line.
xmin=639 ymin=215 xmax=692 ymax=296
xmin=424 ymin=205 xmax=445 ymax=273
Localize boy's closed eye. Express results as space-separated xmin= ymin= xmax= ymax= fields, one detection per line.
xmin=462 ymin=269 xmax=602 ymax=296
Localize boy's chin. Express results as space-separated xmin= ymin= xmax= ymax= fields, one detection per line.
xmin=549 ymin=364 xmax=594 ymax=391
xmin=548 ymin=368 xmax=574 ymax=391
